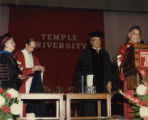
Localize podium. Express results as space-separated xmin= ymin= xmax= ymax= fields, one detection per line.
xmin=121 ymin=43 xmax=148 ymax=89
xmin=121 ymin=43 xmax=148 ymax=119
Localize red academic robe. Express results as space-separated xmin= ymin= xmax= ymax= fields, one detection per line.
xmin=117 ymin=41 xmax=133 ymax=119
xmin=15 ymin=50 xmax=40 ymax=117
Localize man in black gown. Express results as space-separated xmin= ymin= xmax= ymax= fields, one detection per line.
xmin=75 ymin=30 xmax=116 ymax=116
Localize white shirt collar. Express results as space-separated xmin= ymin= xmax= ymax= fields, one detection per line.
xmin=24 ymin=49 xmax=32 ymax=56
xmin=92 ymin=47 xmax=101 ymax=52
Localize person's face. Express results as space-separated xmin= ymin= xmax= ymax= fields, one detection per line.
xmin=128 ymin=29 xmax=140 ymax=43
xmin=90 ymin=37 xmax=101 ymax=48
xmin=26 ymin=41 xmax=36 ymax=54
xmin=5 ymin=38 xmax=15 ymax=52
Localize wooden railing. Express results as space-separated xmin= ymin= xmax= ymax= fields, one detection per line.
xmin=19 ymin=93 xmax=111 ymax=120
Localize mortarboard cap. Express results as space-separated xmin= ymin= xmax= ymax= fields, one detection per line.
xmin=89 ymin=30 xmax=104 ymax=38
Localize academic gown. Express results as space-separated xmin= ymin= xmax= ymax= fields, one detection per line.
xmin=75 ymin=47 xmax=115 ymax=116
xmin=0 ymin=51 xmax=22 ymax=91
xmin=15 ymin=50 xmax=46 ymax=117
xmin=15 ymin=50 xmax=40 ymax=93
xmin=75 ymin=47 xmax=115 ymax=92
xmin=117 ymin=41 xmax=133 ymax=119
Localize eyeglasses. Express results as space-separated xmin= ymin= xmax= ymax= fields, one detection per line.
xmin=130 ymin=32 xmax=140 ymax=36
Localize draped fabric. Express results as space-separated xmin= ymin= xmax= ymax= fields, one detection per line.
xmin=21 ymin=49 xmax=34 ymax=93
xmin=26 ymin=71 xmax=47 ymax=117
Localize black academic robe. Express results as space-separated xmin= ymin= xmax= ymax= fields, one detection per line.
xmin=75 ymin=47 xmax=115 ymax=92
xmin=0 ymin=53 xmax=22 ymax=90
xmin=75 ymin=48 xmax=116 ymax=116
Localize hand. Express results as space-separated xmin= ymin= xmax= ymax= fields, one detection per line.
xmin=107 ymin=81 xmax=112 ymax=93
xmin=18 ymin=75 xmax=28 ymax=80
xmin=40 ymin=66 xmax=45 ymax=72
xmin=32 ymin=65 xmax=41 ymax=71
xmin=18 ymin=75 xmax=23 ymax=80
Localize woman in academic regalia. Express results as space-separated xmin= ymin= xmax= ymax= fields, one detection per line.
xmin=0 ymin=33 xmax=22 ymax=90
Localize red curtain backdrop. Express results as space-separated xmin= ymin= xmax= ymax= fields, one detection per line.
xmin=9 ymin=7 xmax=104 ymax=88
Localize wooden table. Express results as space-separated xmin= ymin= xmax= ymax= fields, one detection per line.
xmin=66 ymin=93 xmax=111 ymax=120
xmin=19 ymin=93 xmax=64 ymax=120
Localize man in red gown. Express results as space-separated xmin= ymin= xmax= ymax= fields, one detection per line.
xmin=15 ymin=38 xmax=45 ymax=117
xmin=117 ymin=25 xmax=142 ymax=119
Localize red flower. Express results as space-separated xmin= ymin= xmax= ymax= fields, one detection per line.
xmin=139 ymin=101 xmax=147 ymax=106
xmin=124 ymin=93 xmax=133 ymax=100
xmin=5 ymin=93 xmax=11 ymax=100
xmin=2 ymin=106 xmax=10 ymax=114
xmin=139 ymin=69 xmax=147 ymax=77
xmin=132 ymin=97 xmax=141 ymax=104
xmin=144 ymin=117 xmax=148 ymax=120
xmin=0 ymin=87 xmax=4 ymax=93
xmin=146 ymin=88 xmax=148 ymax=94
xmin=139 ymin=69 xmax=148 ymax=84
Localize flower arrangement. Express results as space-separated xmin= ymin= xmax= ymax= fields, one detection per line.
xmin=119 ymin=69 xmax=148 ymax=120
xmin=0 ymin=88 xmax=21 ymax=120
